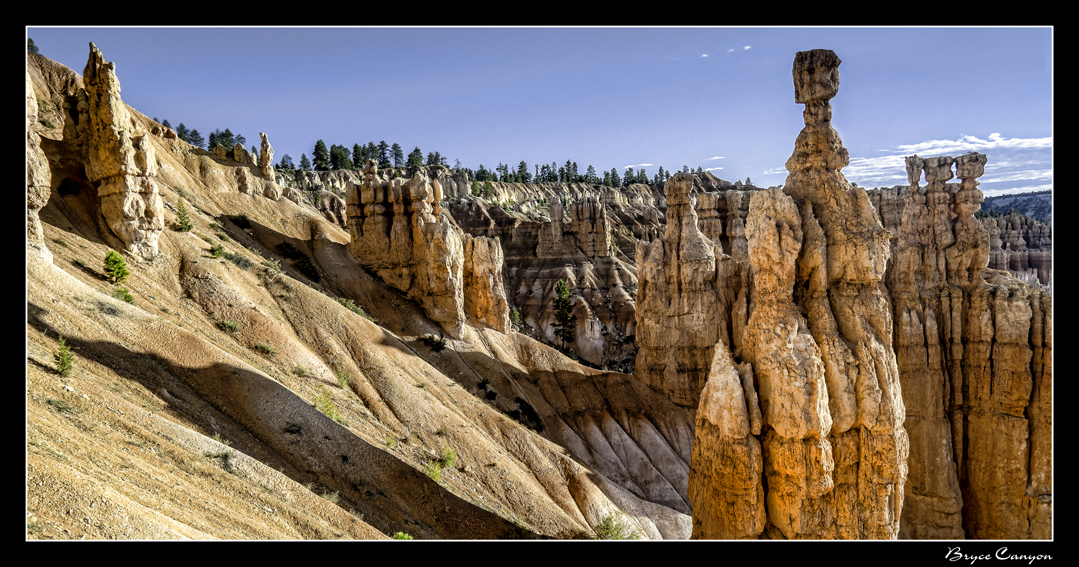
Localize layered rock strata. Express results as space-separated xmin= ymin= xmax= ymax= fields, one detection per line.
xmin=869 ymin=153 xmax=1052 ymax=539
xmin=346 ymin=160 xmax=508 ymax=339
xmin=82 ymin=43 xmax=165 ymax=258
xmin=685 ymin=49 xmax=908 ymax=539
xmin=982 ymin=213 xmax=1052 ymax=288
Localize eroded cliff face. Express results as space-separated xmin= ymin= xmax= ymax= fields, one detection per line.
xmin=686 ymin=49 xmax=907 ymax=539
xmin=868 ymin=154 xmax=1052 ymax=539
xmin=982 ymin=212 xmax=1052 ymax=288
xmin=345 ymin=160 xmax=509 ymax=339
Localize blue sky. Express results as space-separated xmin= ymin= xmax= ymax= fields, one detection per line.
xmin=26 ymin=26 xmax=1052 ymax=196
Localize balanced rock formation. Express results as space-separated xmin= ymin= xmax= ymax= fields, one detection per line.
xmin=82 ymin=43 xmax=164 ymax=258
xmin=259 ymin=133 xmax=274 ymax=180
xmin=685 ymin=49 xmax=908 ymax=539
xmin=346 ymin=160 xmax=508 ymax=339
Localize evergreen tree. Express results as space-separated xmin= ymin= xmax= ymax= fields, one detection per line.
xmin=299 ymin=153 xmax=312 ymax=171
xmin=188 ymin=129 xmax=205 ymax=149
xmin=162 ymin=119 xmax=172 ymax=129
xmin=408 ymin=147 xmax=424 ymax=168
xmin=28 ymin=38 xmax=40 ymax=54
xmin=517 ymin=161 xmax=531 ymax=183
xmin=175 ymin=123 xmax=190 ymax=143
xmin=623 ymin=167 xmax=634 ymax=186
xmin=392 ymin=143 xmax=405 ymax=168
xmin=54 ymin=335 xmax=74 ymax=377
xmin=367 ymin=142 xmax=378 ymax=165
xmin=329 ymin=144 xmax=353 ymax=170
xmin=313 ymin=140 xmax=330 ymax=171
xmin=609 ymin=168 xmax=621 ymax=187
xmin=552 ymin=279 xmax=578 ymax=350
xmin=353 ymin=144 xmax=364 ymax=168
xmin=104 ymin=250 xmax=129 ymax=284
xmin=745 ymin=177 xmax=753 ymax=186
xmin=235 ymin=133 xmax=246 ymax=148
xmin=175 ymin=196 xmax=193 ymax=232
xmin=585 ymin=165 xmax=597 ymax=184
xmin=278 ymin=154 xmax=295 ymax=170
xmin=214 ymin=128 xmax=236 ymax=151
xmin=377 ymin=141 xmax=391 ymax=168
xmin=208 ymin=131 xmax=218 ymax=150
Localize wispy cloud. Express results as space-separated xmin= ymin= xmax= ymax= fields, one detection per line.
xmin=705 ymin=167 xmax=724 ymax=171
xmin=727 ymin=48 xmax=735 ymax=53
xmin=894 ymin=132 xmax=1051 ymax=156
xmin=744 ymin=46 xmax=751 ymax=50
xmin=705 ymin=156 xmax=725 ymax=161
xmin=701 ymin=53 xmax=708 ymax=58
xmin=624 ymin=163 xmax=653 ymax=169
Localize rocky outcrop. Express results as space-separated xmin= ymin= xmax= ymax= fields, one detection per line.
xmin=347 ymin=160 xmax=508 ymax=339
xmin=686 ymin=49 xmax=908 ymax=540
xmin=259 ymin=133 xmax=274 ymax=180
xmin=868 ymin=152 xmax=1052 ymax=539
xmin=463 ymin=234 xmax=511 ymax=333
xmin=27 ymin=70 xmax=53 ymax=263
xmin=537 ymin=197 xmax=612 ymax=259
xmin=82 ymin=43 xmax=165 ymax=258
xmin=634 ymin=173 xmax=736 ymax=408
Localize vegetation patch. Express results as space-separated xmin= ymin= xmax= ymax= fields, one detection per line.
xmin=593 ymin=512 xmax=641 ymax=540
xmin=225 ymin=252 xmax=253 ymax=270
xmin=218 ymin=319 xmax=240 ymax=333
xmin=335 ymin=298 xmax=376 ymax=323
xmin=114 ymin=287 xmax=135 ymax=304
xmin=205 ymin=450 xmax=237 ymax=474
xmin=104 ymin=250 xmax=129 ymax=284
xmin=254 ymin=342 xmax=277 ymax=356
xmin=277 ymin=242 xmax=321 ymax=283
xmin=54 ymin=335 xmax=74 ymax=377
xmin=314 ymin=386 xmax=346 ymax=425
xmin=392 ymin=532 xmax=413 ymax=540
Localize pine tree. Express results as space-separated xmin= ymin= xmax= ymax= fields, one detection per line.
xmin=28 ymin=38 xmax=40 ymax=54
xmin=188 ymin=129 xmax=205 ymax=149
xmin=176 ymin=196 xmax=193 ymax=232
xmin=299 ymin=154 xmax=312 ymax=171
xmin=352 ymin=144 xmax=364 ymax=168
xmin=392 ymin=143 xmax=405 ymax=168
xmin=313 ymin=140 xmax=330 ymax=171
xmin=408 ymin=147 xmax=424 ymax=168
xmin=175 ymin=123 xmax=190 ymax=143
xmin=552 ymin=279 xmax=578 ymax=350
xmin=377 ymin=141 xmax=391 ymax=168
xmin=104 ymin=250 xmax=129 ymax=284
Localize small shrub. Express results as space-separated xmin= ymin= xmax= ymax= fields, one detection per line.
xmin=321 ymin=491 xmax=339 ymax=504
xmin=425 ymin=460 xmax=442 ymax=482
xmin=48 ymin=399 xmax=73 ymax=412
xmin=212 ymin=433 xmax=232 ymax=446
xmin=294 ymin=366 xmax=308 ymax=377
xmin=103 ymin=250 xmax=129 ymax=284
xmin=225 ymin=252 xmax=253 ymax=270
xmin=261 ymin=258 xmax=281 ymax=273
xmin=52 ymin=238 xmax=68 ymax=248
xmin=510 ymin=309 xmax=521 ymax=329
xmin=337 ymin=366 xmax=351 ymax=390
xmin=218 ymin=320 xmax=240 ymax=333
xmin=205 ymin=450 xmax=236 ymax=474
xmin=211 ymin=244 xmax=224 ymax=258
xmin=114 ymin=287 xmax=135 ymax=304
xmin=594 ymin=512 xmax=641 ymax=540
xmin=54 ymin=335 xmax=74 ymax=377
xmin=254 ymin=342 xmax=277 ymax=356
xmin=438 ymin=444 xmax=456 ymax=469
xmin=314 ymin=386 xmax=345 ymax=424
xmin=336 ymin=298 xmax=376 ymax=323
xmin=392 ymin=532 xmax=413 ymax=540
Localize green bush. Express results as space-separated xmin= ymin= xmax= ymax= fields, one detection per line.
xmin=336 ymin=298 xmax=376 ymax=323
xmin=225 ymin=252 xmax=252 ymax=270
xmin=54 ymin=335 xmax=74 ymax=377
xmin=314 ymin=386 xmax=345 ymax=424
xmin=114 ymin=287 xmax=135 ymax=304
xmin=218 ymin=320 xmax=240 ymax=333
xmin=392 ymin=532 xmax=413 ymax=540
xmin=254 ymin=342 xmax=276 ymax=355
xmin=211 ymin=244 xmax=224 ymax=258
xmin=593 ymin=512 xmax=641 ymax=540
xmin=103 ymin=250 xmax=129 ymax=284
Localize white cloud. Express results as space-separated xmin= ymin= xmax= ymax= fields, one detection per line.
xmin=704 ymin=167 xmax=724 ymax=171
xmin=727 ymin=48 xmax=735 ymax=53
xmin=705 ymin=156 xmax=725 ymax=161
xmin=701 ymin=53 xmax=708 ymax=58
xmin=893 ymin=133 xmax=1051 ymax=156
xmin=744 ymin=46 xmax=751 ymax=50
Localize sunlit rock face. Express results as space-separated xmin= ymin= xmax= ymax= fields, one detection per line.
xmin=82 ymin=42 xmax=164 ymax=258
xmin=868 ymin=151 xmax=1051 ymax=540
xmin=346 ymin=160 xmax=508 ymax=339
xmin=686 ymin=49 xmax=908 ymax=540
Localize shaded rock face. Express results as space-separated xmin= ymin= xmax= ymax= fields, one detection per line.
xmin=346 ymin=160 xmax=508 ymax=339
xmin=82 ymin=43 xmax=164 ymax=258
xmin=685 ymin=49 xmax=908 ymax=539
xmin=868 ymin=153 xmax=1052 ymax=539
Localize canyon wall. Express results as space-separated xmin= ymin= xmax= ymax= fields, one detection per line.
xmin=869 ymin=154 xmax=1052 ymax=539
